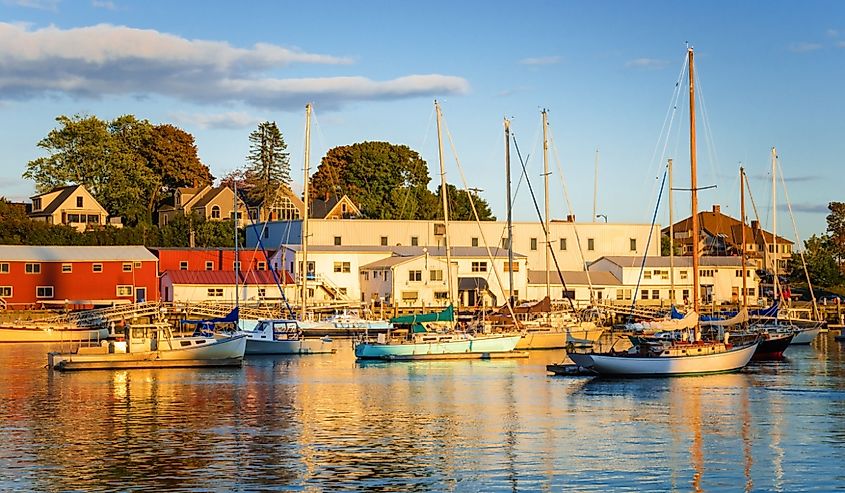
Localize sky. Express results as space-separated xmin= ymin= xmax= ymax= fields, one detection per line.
xmin=0 ymin=0 xmax=842 ymax=245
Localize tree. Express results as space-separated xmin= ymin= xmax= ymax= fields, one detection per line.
xmin=661 ymin=235 xmax=682 ymax=256
xmin=434 ymin=184 xmax=496 ymax=221
xmin=788 ymin=234 xmax=843 ymax=287
xmin=244 ymin=121 xmax=291 ymax=214
xmin=143 ymin=124 xmax=213 ymax=214
xmin=826 ymin=201 xmax=845 ymax=270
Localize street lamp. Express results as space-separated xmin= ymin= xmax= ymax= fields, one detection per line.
xmin=596 ymin=214 xmax=607 ymax=223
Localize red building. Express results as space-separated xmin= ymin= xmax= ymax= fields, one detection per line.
xmin=0 ymin=246 xmax=159 ymax=309
xmin=149 ymin=248 xmax=271 ymax=274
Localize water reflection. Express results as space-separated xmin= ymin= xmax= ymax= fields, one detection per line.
xmin=0 ymin=338 xmax=844 ymax=491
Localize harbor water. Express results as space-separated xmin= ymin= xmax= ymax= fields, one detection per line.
xmin=1 ymin=335 xmax=845 ymax=492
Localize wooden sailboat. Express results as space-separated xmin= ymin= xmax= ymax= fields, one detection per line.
xmin=567 ymin=47 xmax=758 ymax=376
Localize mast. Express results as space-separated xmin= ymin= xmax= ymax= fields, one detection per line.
xmin=740 ymin=165 xmax=748 ymax=309
xmin=771 ymin=146 xmax=778 ymax=302
xmin=689 ymin=47 xmax=701 ymax=335
xmin=504 ymin=117 xmax=515 ymax=306
xmin=542 ymin=109 xmax=551 ymax=302
xmin=300 ymin=103 xmax=312 ymax=320
xmin=434 ymin=101 xmax=454 ymax=308
xmin=234 ymin=179 xmax=239 ymax=310
xmin=668 ymin=159 xmax=675 ymax=305
xmin=593 ymin=148 xmax=599 ymax=223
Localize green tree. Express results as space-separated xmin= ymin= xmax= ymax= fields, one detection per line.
xmin=661 ymin=235 xmax=682 ymax=256
xmin=433 ymin=184 xmax=496 ymax=221
xmin=143 ymin=124 xmax=213 ymax=214
xmin=827 ymin=201 xmax=845 ymax=270
xmin=244 ymin=121 xmax=291 ymax=213
xmin=788 ymin=234 xmax=843 ymax=287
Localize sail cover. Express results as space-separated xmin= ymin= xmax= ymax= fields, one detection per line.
xmin=630 ymin=310 xmax=699 ymax=332
xmin=390 ymin=305 xmax=454 ymax=324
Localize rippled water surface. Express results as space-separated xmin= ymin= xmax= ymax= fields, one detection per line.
xmin=2 ymin=335 xmax=845 ymax=492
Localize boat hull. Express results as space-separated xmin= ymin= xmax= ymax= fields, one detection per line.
xmin=515 ymin=330 xmax=567 ymax=350
xmin=790 ymin=326 xmax=821 ymax=345
xmin=566 ymin=326 xmax=605 ymax=347
xmin=0 ymin=326 xmax=108 ymax=343
xmin=752 ymin=333 xmax=794 ymax=359
xmin=355 ymin=334 xmax=521 ymax=360
xmin=245 ymin=337 xmax=334 ymax=355
xmin=49 ymin=334 xmax=247 ymax=371
xmin=571 ymin=342 xmax=758 ymax=376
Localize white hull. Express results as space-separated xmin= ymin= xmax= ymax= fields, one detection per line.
xmin=0 ymin=326 xmax=108 ymax=343
xmin=49 ymin=334 xmax=247 ymax=370
xmin=571 ymin=342 xmax=758 ymax=376
xmin=790 ymin=326 xmax=821 ymax=345
xmin=355 ymin=334 xmax=521 ymax=360
xmin=245 ymin=337 xmax=334 ymax=355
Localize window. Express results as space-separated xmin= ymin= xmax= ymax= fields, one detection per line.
xmin=334 ymin=262 xmax=351 ymax=273
xmin=0 ymin=286 xmax=11 ymax=297
xmin=747 ymin=288 xmax=756 ymax=297
xmin=67 ymin=214 xmax=80 ymax=223
xmin=179 ymin=261 xmax=189 ymax=270
xmin=682 ymin=289 xmax=690 ymax=301
xmin=434 ymin=223 xmax=446 ymax=235
xmin=408 ymin=270 xmax=422 ymax=282
xmin=380 ymin=236 xmax=388 ymax=246
xmin=334 ymin=236 xmax=342 ymax=246
xmin=363 ymin=271 xmax=369 ymax=281
xmin=503 ymin=262 xmax=519 ymax=272
xmin=644 ymin=270 xmax=652 ymax=280
xmin=616 ymin=289 xmax=632 ymax=301
xmin=699 ymin=269 xmax=714 ymax=277
xmin=92 ymin=264 xmax=103 ymax=273
xmin=25 ymin=263 xmax=41 ymax=274
xmin=233 ymin=261 xmax=241 ymax=271
xmin=205 ymin=261 xmax=214 ymax=271
xmin=652 ymin=289 xmax=660 ymax=300
xmin=641 ymin=290 xmax=649 ymax=300
xmin=630 ymin=238 xmax=637 ymax=251
xmin=257 ymin=261 xmax=267 ymax=271
xmin=211 ymin=205 xmax=221 ymax=219
xmin=559 ymin=238 xmax=567 ymax=251
xmin=0 ymin=263 xmax=7 ymax=273
xmin=658 ymin=270 xmax=669 ymax=280
xmin=36 ymin=286 xmax=54 ymax=298
xmin=471 ymin=237 xmax=479 ymax=247
xmin=736 ymin=270 xmax=742 ymax=277
xmin=207 ymin=288 xmax=224 ymax=297
xmin=122 ymin=263 xmax=132 ymax=272
xmin=62 ymin=264 xmax=72 ymax=273
xmin=471 ymin=261 xmax=488 ymax=272
xmin=76 ymin=196 xmax=83 ymax=207
xmin=434 ymin=291 xmax=449 ymax=300
xmin=258 ymin=288 xmax=266 ymax=298
xmin=680 ymin=270 xmax=688 ymax=280
xmin=401 ymin=291 xmax=418 ymax=300
xmin=411 ymin=236 xmax=419 ymax=247
xmin=587 ymin=238 xmax=595 ymax=251
xmin=87 ymin=215 xmax=99 ymax=224
xmin=501 ymin=238 xmax=510 ymax=249
xmin=430 ymin=270 xmax=443 ymax=281
xmin=116 ymin=285 xmax=133 ymax=297
xmin=32 ymin=198 xmax=41 ymax=211
xmin=134 ymin=261 xmax=142 ymax=268
xmin=530 ymin=238 xmax=538 ymax=251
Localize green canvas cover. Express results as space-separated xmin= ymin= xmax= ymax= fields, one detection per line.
xmin=390 ymin=305 xmax=454 ymax=325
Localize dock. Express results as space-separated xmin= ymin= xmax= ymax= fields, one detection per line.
xmin=364 ymin=351 xmax=530 ymax=361
xmin=546 ymin=363 xmax=598 ymax=376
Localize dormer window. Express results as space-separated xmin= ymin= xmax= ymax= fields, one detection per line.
xmin=32 ymin=198 xmax=41 ymax=211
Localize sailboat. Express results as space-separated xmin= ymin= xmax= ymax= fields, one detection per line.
xmin=567 ymin=47 xmax=758 ymax=376
xmin=353 ymin=101 xmax=521 ymax=360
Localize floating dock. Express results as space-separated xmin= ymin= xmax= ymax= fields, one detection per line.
xmin=364 ymin=351 xmax=530 ymax=361
xmin=546 ymin=363 xmax=598 ymax=376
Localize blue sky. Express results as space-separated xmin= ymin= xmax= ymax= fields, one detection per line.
xmin=0 ymin=0 xmax=842 ymax=244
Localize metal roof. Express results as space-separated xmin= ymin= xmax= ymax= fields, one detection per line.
xmin=0 ymin=245 xmax=158 ymax=262
xmin=594 ymin=255 xmax=744 ymax=268
xmin=527 ymin=270 xmax=621 ymax=286
xmin=162 ymin=269 xmax=293 ymax=285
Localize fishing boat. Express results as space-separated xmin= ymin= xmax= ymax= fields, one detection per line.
xmin=567 ymin=47 xmax=758 ymax=376
xmin=239 ymin=318 xmax=334 ymax=355
xmin=48 ymin=321 xmax=246 ymax=371
xmin=298 ymin=311 xmax=393 ymax=338
xmin=0 ymin=323 xmax=108 ymax=343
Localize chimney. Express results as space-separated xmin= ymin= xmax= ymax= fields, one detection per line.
xmin=712 ymin=204 xmax=720 ymax=214
xmin=751 ymin=220 xmax=759 ymax=230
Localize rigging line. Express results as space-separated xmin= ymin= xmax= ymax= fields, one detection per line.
xmin=548 ymin=124 xmax=593 ymax=293
xmin=398 ymin=105 xmax=438 ymax=220
xmin=743 ymin=171 xmax=776 ymax=279
xmin=694 ymin=65 xmax=724 ymax=204
xmin=511 ymin=132 xmax=576 ymax=312
xmin=628 ymin=166 xmax=668 ymax=322
xmin=778 ymin=157 xmax=821 ymax=320
xmin=442 ymin=116 xmax=519 ymax=325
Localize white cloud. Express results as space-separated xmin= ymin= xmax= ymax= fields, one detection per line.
xmin=170 ymin=111 xmax=259 ymax=130
xmin=519 ymin=56 xmax=561 ymax=66
xmin=788 ymin=42 xmax=822 ymax=53
xmin=0 ymin=23 xmax=470 ymax=109
xmin=825 ymin=29 xmax=839 ymax=38
xmin=91 ymin=0 xmax=116 ymax=10
xmin=624 ymin=58 xmax=669 ymax=70
xmin=2 ymin=0 xmax=59 ymax=11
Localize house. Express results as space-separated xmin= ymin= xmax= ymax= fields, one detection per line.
xmin=28 ymin=185 xmax=119 ymax=232
xmin=0 ymin=245 xmax=158 ymax=309
xmin=160 ymin=269 xmax=294 ymax=304
xmin=158 ymin=185 xmax=250 ymax=227
xmin=587 ymin=255 xmax=761 ymax=306
xmin=309 ymin=195 xmax=361 ymax=219
xmin=663 ymin=204 xmax=794 ymax=275
xmin=149 ymin=247 xmax=271 ymax=274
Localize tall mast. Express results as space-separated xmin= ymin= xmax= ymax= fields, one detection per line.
xmin=668 ymin=159 xmax=675 ymax=305
xmin=740 ymin=165 xmax=748 ymax=308
xmin=771 ymin=146 xmax=778 ymax=300
xmin=234 ymin=179 xmax=239 ymax=310
xmin=504 ymin=117 xmax=515 ymax=306
xmin=593 ymin=148 xmax=599 ymax=223
xmin=542 ymin=109 xmax=551 ymax=302
xmin=300 ymin=103 xmax=312 ymax=320
xmin=689 ymin=47 xmax=701 ymax=330
xmin=434 ymin=101 xmax=454 ymax=307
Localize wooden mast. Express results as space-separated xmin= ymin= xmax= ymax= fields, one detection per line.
xmin=505 ymin=117 xmax=514 ymax=306
xmin=300 ymin=103 xmax=312 ymax=320
xmin=741 ymin=166 xmax=748 ymax=309
xmin=434 ymin=101 xmax=454 ymax=308
xmin=689 ymin=47 xmax=701 ymax=337
xmin=771 ymin=146 xmax=778 ymax=302
xmin=542 ymin=109 xmax=551 ymax=302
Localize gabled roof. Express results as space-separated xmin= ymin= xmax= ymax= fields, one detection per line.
xmin=527 ymin=270 xmax=621 ymax=286
xmin=664 ymin=208 xmax=793 ymax=245
xmin=162 ymin=269 xmax=293 ymax=285
xmin=191 ymin=186 xmax=232 ymax=209
xmin=29 ymin=185 xmax=83 ymax=217
xmin=593 ymin=255 xmax=744 ymax=268
xmin=0 ymin=245 xmax=157 ymax=262
xmin=310 ymin=195 xmax=361 ymax=218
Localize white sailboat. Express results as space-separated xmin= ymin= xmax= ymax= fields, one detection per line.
xmin=568 ymin=47 xmax=758 ymax=376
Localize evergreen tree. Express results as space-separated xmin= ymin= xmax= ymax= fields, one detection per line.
xmin=244 ymin=121 xmax=291 ymax=215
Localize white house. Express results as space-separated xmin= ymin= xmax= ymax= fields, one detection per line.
xmin=160 ymin=269 xmax=296 ymax=304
